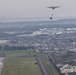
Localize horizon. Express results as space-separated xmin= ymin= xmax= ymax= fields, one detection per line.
xmin=0 ymin=16 xmax=76 ymax=22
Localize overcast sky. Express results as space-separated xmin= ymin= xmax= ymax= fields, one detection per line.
xmin=0 ymin=0 xmax=76 ymax=18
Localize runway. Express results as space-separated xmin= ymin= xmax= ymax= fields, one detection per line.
xmin=35 ymin=56 xmax=51 ymax=75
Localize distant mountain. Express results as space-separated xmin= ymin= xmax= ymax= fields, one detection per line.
xmin=52 ymin=18 xmax=76 ymax=24
xmin=0 ymin=18 xmax=76 ymax=30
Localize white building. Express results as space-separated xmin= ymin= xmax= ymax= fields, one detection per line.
xmin=60 ymin=64 xmax=76 ymax=74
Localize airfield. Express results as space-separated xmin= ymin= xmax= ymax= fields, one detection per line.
xmin=0 ymin=50 xmax=60 ymax=75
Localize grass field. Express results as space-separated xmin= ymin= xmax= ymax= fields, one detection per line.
xmin=1 ymin=50 xmax=35 ymax=58
xmin=1 ymin=50 xmax=60 ymax=75
xmin=2 ymin=50 xmax=42 ymax=75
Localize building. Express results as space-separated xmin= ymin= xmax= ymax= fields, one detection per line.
xmin=60 ymin=64 xmax=76 ymax=74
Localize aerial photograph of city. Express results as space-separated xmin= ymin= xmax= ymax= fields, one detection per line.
xmin=0 ymin=0 xmax=76 ymax=75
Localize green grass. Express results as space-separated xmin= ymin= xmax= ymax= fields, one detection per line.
xmin=2 ymin=50 xmax=42 ymax=75
xmin=1 ymin=50 xmax=60 ymax=75
xmin=2 ymin=49 xmax=35 ymax=57
xmin=2 ymin=58 xmax=41 ymax=75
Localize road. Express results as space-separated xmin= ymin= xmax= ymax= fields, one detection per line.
xmin=0 ymin=57 xmax=4 ymax=75
xmin=47 ymin=55 xmax=61 ymax=75
xmin=35 ymin=56 xmax=51 ymax=75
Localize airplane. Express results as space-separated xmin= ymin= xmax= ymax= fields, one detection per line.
xmin=47 ymin=6 xmax=60 ymax=9
xmin=47 ymin=6 xmax=60 ymax=20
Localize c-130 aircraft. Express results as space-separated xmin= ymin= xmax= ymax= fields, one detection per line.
xmin=47 ymin=6 xmax=60 ymax=20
